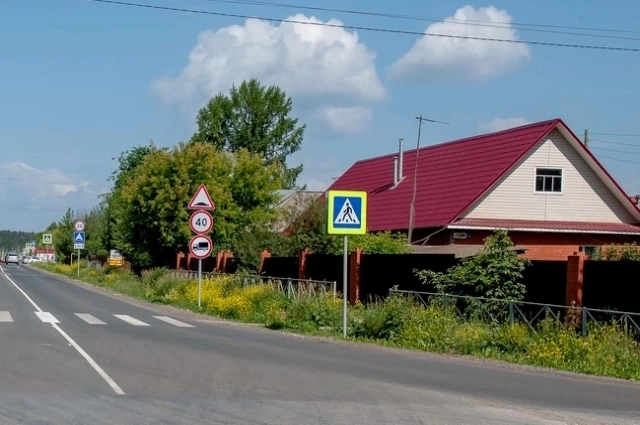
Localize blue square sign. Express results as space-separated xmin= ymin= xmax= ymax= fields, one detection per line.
xmin=327 ymin=190 xmax=367 ymax=235
xmin=73 ymin=232 xmax=85 ymax=243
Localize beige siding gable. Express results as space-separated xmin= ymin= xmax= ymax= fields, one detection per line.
xmin=462 ymin=130 xmax=636 ymax=224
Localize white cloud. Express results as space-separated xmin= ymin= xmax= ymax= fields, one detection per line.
xmin=479 ymin=117 xmax=531 ymax=132
xmin=152 ymin=14 xmax=385 ymax=136
xmin=0 ymin=162 xmax=95 ymax=202
xmin=317 ymin=106 xmax=373 ymax=136
xmin=391 ymin=6 xmax=531 ymax=81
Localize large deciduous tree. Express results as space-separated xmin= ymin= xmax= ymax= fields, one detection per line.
xmin=191 ymin=79 xmax=305 ymax=189
xmin=112 ymin=142 xmax=283 ymax=272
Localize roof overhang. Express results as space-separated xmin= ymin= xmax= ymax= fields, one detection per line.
xmin=448 ymin=223 xmax=640 ymax=236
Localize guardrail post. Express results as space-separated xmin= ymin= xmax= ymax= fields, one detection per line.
xmin=509 ymin=300 xmax=515 ymax=326
xmin=581 ymin=307 xmax=588 ymax=337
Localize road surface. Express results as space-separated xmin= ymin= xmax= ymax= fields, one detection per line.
xmin=0 ymin=264 xmax=638 ymax=424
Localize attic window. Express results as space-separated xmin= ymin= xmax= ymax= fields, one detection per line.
xmin=535 ymin=168 xmax=563 ymax=193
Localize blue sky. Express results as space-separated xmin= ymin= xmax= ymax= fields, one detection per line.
xmin=1 ymin=0 xmax=639 ymax=231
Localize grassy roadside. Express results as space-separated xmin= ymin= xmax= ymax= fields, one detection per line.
xmin=33 ymin=262 xmax=640 ymax=381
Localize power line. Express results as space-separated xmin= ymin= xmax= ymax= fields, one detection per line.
xmin=595 ymin=154 xmax=640 ymax=165
xmin=591 ymin=139 xmax=640 ymax=147
xmin=83 ymin=0 xmax=640 ymax=52
xmin=590 ymin=132 xmax=640 ymax=137
xmin=590 ymin=146 xmax=640 ymax=156
xmin=190 ymin=0 xmax=640 ymax=41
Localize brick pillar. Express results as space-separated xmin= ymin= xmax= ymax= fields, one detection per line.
xmin=176 ymin=252 xmax=186 ymax=270
xmin=215 ymin=251 xmax=224 ymax=272
xmin=349 ymin=249 xmax=362 ymax=305
xmin=221 ymin=251 xmax=234 ymax=273
xmin=298 ymin=248 xmax=310 ymax=280
xmin=186 ymin=253 xmax=194 ymax=271
xmin=259 ymin=250 xmax=271 ymax=275
xmin=566 ymin=252 xmax=585 ymax=309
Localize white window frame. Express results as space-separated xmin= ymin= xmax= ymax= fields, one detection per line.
xmin=533 ymin=167 xmax=564 ymax=194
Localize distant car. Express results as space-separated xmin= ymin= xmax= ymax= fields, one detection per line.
xmin=4 ymin=253 xmax=19 ymax=265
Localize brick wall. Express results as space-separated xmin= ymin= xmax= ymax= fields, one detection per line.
xmin=427 ymin=229 xmax=640 ymax=261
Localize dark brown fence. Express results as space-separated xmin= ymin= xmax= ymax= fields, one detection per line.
xmin=260 ymin=254 xmax=570 ymax=305
xmin=261 ymin=256 xmax=298 ymax=279
xmin=583 ymin=260 xmax=640 ymax=313
xmin=305 ymin=254 xmax=344 ymax=285
xmin=359 ymin=254 xmax=458 ymax=301
xmin=521 ymin=260 xmax=567 ymax=305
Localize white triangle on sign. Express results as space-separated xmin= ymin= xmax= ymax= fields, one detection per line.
xmin=334 ymin=198 xmax=360 ymax=225
xmin=188 ymin=184 xmax=215 ymax=210
xmin=75 ymin=233 xmax=84 ymax=242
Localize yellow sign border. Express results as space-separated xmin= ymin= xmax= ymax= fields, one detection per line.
xmin=327 ymin=190 xmax=367 ymax=235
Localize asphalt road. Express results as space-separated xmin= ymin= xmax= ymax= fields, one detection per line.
xmin=0 ymin=264 xmax=638 ymax=425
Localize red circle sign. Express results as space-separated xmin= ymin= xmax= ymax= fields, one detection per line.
xmin=189 ymin=235 xmax=213 ymax=259
xmin=189 ymin=210 xmax=214 ymax=235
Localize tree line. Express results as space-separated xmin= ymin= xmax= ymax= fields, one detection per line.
xmin=40 ymin=79 xmax=408 ymax=272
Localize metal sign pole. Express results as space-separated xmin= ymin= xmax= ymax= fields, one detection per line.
xmin=77 ymin=249 xmax=81 ymax=276
xmin=198 ymin=259 xmax=202 ymax=308
xmin=343 ymin=235 xmax=348 ymax=338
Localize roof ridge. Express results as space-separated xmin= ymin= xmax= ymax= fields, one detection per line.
xmin=352 ymin=118 xmax=561 ymax=165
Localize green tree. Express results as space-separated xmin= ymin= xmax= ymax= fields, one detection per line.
xmin=191 ymin=79 xmax=305 ymax=189
xmin=415 ymin=229 xmax=530 ymax=302
xmin=113 ymin=142 xmax=282 ymax=272
xmin=51 ymin=208 xmax=75 ymax=261
xmin=103 ymin=142 xmax=161 ymax=252
xmin=597 ymin=243 xmax=640 ymax=261
xmin=270 ymin=198 xmax=410 ymax=256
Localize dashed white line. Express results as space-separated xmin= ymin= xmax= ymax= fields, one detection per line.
xmin=114 ymin=314 xmax=149 ymax=326
xmin=153 ymin=316 xmax=194 ymax=328
xmin=1 ymin=267 xmax=125 ymax=395
xmin=35 ymin=311 xmax=60 ymax=323
xmin=0 ymin=311 xmax=14 ymax=322
xmin=75 ymin=313 xmax=106 ymax=325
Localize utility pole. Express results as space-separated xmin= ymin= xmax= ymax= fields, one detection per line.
xmin=408 ymin=114 xmax=449 ymax=243
xmin=583 ymin=129 xmax=589 ymax=147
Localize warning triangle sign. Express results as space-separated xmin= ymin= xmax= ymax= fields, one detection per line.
xmin=74 ymin=233 xmax=84 ymax=242
xmin=334 ymin=198 xmax=360 ymax=225
xmin=188 ymin=184 xmax=216 ymax=210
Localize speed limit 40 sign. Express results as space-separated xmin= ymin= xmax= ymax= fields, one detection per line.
xmin=189 ymin=210 xmax=213 ymax=234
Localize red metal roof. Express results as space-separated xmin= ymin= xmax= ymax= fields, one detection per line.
xmin=327 ymin=119 xmax=564 ymax=232
xmin=450 ymin=219 xmax=640 ymax=235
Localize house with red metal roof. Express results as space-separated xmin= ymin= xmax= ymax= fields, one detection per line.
xmin=326 ymin=118 xmax=640 ymax=260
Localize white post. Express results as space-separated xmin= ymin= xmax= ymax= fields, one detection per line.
xmin=77 ymin=249 xmax=81 ymax=276
xmin=343 ymin=235 xmax=348 ymax=338
xmin=197 ymin=259 xmax=202 ymax=308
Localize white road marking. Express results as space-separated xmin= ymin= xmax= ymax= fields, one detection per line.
xmin=153 ymin=316 xmax=194 ymax=328
xmin=1 ymin=268 xmax=125 ymax=395
xmin=114 ymin=314 xmax=149 ymax=326
xmin=75 ymin=313 xmax=106 ymax=325
xmin=35 ymin=311 xmax=60 ymax=323
xmin=0 ymin=311 xmax=14 ymax=322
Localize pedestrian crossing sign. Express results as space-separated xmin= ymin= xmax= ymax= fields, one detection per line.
xmin=327 ymin=190 xmax=367 ymax=235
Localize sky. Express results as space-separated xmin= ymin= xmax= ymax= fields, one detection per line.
xmin=1 ymin=0 xmax=639 ymax=232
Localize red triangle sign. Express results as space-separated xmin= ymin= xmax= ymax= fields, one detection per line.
xmin=188 ymin=184 xmax=215 ymax=210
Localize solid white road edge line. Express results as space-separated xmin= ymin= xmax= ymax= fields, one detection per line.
xmin=1 ymin=267 xmax=125 ymax=395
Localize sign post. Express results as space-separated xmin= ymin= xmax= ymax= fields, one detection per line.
xmin=187 ymin=184 xmax=216 ymax=308
xmin=73 ymin=220 xmax=86 ymax=277
xmin=42 ymin=234 xmax=53 ymax=263
xmin=326 ymin=190 xmax=367 ymax=338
